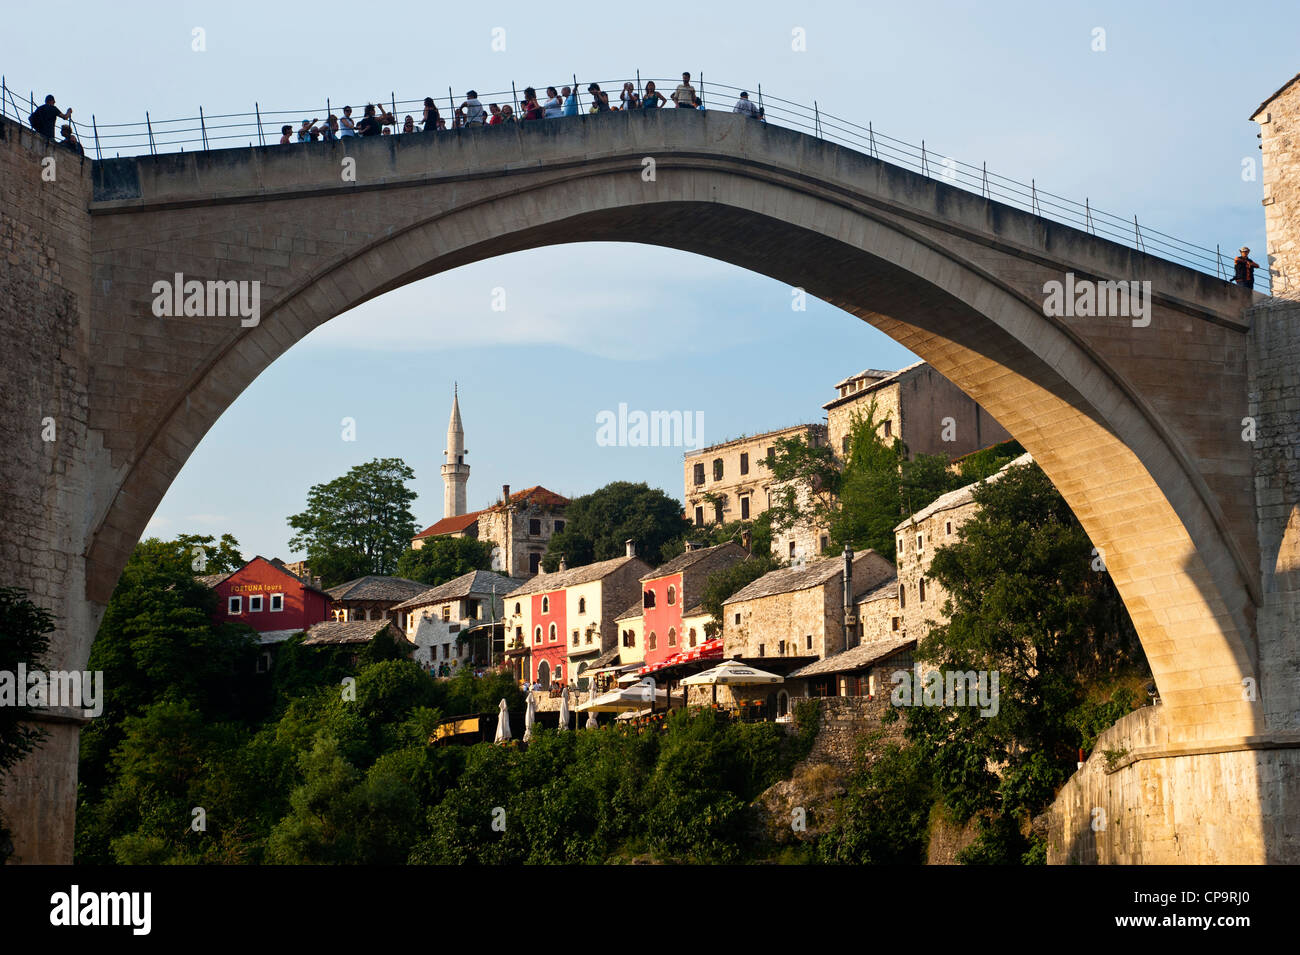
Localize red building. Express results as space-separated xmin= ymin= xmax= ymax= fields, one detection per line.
xmin=198 ymin=556 xmax=332 ymax=638
xmin=640 ymin=542 xmax=748 ymax=668
xmin=528 ymin=589 xmax=567 ymax=686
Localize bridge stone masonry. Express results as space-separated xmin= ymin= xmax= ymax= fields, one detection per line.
xmin=0 ymin=84 xmax=1297 ymax=863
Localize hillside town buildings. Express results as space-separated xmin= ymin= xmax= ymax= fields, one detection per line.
xmin=326 ymin=574 xmax=428 ymax=630
xmin=197 ymin=556 xmax=333 ymax=648
xmin=682 ymin=424 xmax=827 ymax=529
xmin=393 ymin=569 xmax=524 ymax=669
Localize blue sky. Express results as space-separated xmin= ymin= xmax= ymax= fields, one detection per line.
xmin=7 ymin=1 xmax=1295 ymax=561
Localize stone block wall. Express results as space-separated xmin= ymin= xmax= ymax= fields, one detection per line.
xmin=1254 ymin=75 xmax=1300 ymax=299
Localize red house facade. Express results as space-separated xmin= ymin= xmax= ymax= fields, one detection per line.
xmin=529 ymin=590 xmax=567 ymax=686
xmin=199 ymin=556 xmax=332 ymax=636
xmin=641 ymin=542 xmax=748 ymax=668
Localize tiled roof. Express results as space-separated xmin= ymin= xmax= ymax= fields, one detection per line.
xmin=681 ymin=604 xmax=707 ymax=618
xmin=195 ymin=571 xmax=235 ymax=588
xmin=413 ymin=511 xmax=482 ymax=539
xmin=894 ymin=452 xmax=1033 ymax=531
xmin=505 ymin=555 xmax=649 ymax=597
xmin=301 ymin=619 xmax=401 ymax=646
xmin=641 ymin=542 xmax=747 ymax=582
xmin=615 ymin=599 xmax=644 ymax=622
xmin=483 ymin=485 xmax=569 ymax=514
xmin=786 ymin=638 xmax=916 ymax=678
xmin=194 ymin=555 xmax=330 ymax=597
xmin=1253 ymin=71 xmax=1300 ymax=120
xmin=326 ymin=575 xmax=429 ymax=603
xmin=726 ymin=551 xmax=886 ymax=604
xmin=855 ymin=576 xmax=898 ymax=604
xmin=583 ymin=647 xmax=621 ymax=670
xmin=392 ymin=570 xmax=526 ymax=611
xmin=688 ymin=422 xmax=826 ymax=457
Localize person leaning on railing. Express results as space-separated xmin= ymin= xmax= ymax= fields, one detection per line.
xmin=641 ymin=81 xmax=666 ymax=110
xmin=28 ymin=94 xmax=71 ymax=140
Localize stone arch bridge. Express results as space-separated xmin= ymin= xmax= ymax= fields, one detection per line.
xmin=1 ymin=107 xmax=1295 ymax=864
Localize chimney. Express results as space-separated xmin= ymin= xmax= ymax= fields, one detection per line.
xmin=625 ymin=539 xmax=637 ymax=558
xmin=842 ymin=543 xmax=858 ymax=650
xmin=558 ymin=555 xmax=568 ymax=571
xmin=740 ymin=529 xmax=752 ymax=553
xmin=502 ymin=484 xmax=511 ymax=505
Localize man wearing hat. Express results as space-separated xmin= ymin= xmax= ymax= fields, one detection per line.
xmin=733 ymin=91 xmax=760 ymax=118
xmin=1234 ymin=247 xmax=1261 ymax=290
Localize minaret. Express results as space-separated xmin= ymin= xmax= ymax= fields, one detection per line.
xmin=442 ymin=384 xmax=470 ymax=518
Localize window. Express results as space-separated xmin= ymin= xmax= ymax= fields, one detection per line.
xmin=842 ymin=436 xmax=850 ymax=454
xmin=228 ymin=595 xmax=242 ymax=615
xmin=945 ymin=520 xmax=952 ymax=536
xmin=515 ymin=626 xmax=523 ymax=639
xmin=806 ymin=634 xmax=813 ymax=650
xmin=442 ymin=604 xmax=451 ymax=622
xmin=535 ymin=626 xmax=543 ymax=645
xmin=819 ymin=535 xmax=828 ymax=552
xmin=466 ymin=599 xmax=480 ymax=619
xmin=740 ymin=496 xmax=750 ymax=520
xmin=442 ymin=644 xmax=450 ymax=659
xmin=554 ymin=520 xmax=565 ymax=534
xmin=694 ymin=506 xmax=704 ymax=527
xmin=248 ymin=594 xmax=263 ymax=613
xmin=766 ymin=446 xmax=775 ymax=462
xmin=898 ymin=585 xmax=906 ymax=610
xmin=667 ymin=586 xmax=676 ymax=606
xmin=648 ymin=631 xmax=658 ymax=650
xmin=916 ymin=533 xmax=924 ymax=553
xmin=257 ymin=651 xmax=271 ymax=674
xmin=541 ymin=596 xmax=549 ymax=614
xmin=892 ymin=617 xmax=900 ymax=631
xmin=514 ymin=602 xmax=521 ymax=615
xmin=529 ymin=553 xmax=541 ymax=574
xmin=778 ymin=639 xmax=785 ymax=655
xmin=668 ymin=628 xmax=677 ymax=647
xmin=689 ymin=628 xmax=697 ymax=647
xmin=919 ymin=578 xmax=927 ymax=602
xmin=572 ymin=630 xmax=580 ymax=646
xmin=713 ymin=501 xmax=724 ymax=524
xmin=643 ymin=590 xmax=656 ymax=609
xmin=530 ymin=518 xmax=542 ymax=535
xmin=897 ymin=536 xmax=903 ymax=554
xmin=712 ymin=458 xmax=723 ymax=480
xmin=789 ymin=541 xmax=796 ymax=558
xmin=740 ymin=452 xmax=749 ymax=475
xmin=622 ymin=629 xmax=636 ymax=648
xmin=555 ymin=664 xmax=563 ymax=683
xmin=734 ymin=612 xmax=741 ymax=625
xmin=585 ymin=629 xmax=593 ymax=645
xmin=883 ymin=420 xmax=893 ymax=438
xmin=578 ymin=597 xmax=586 ymax=614
xmin=758 ymin=644 xmax=765 ymax=657
xmin=549 ymin=623 xmax=557 ymax=642
xmin=269 ymin=593 xmax=284 ymax=612
xmin=693 ymin=463 xmax=705 ymax=485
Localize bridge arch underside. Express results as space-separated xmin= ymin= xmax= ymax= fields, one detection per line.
xmin=89 ymin=163 xmax=1261 ymax=744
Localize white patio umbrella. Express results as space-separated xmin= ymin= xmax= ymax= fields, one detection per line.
xmin=681 ymin=659 xmax=784 ymax=705
xmin=494 ymin=698 xmax=512 ymax=743
xmin=576 ymin=678 xmax=666 ymax=713
xmin=558 ymin=685 xmax=570 ymax=732
xmin=523 ymin=690 xmax=537 ymax=742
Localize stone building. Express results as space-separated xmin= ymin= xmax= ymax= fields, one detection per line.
xmin=893 ymin=452 xmax=1033 ymax=640
xmin=1253 ymin=72 xmax=1300 ymax=299
xmin=721 ymin=549 xmax=895 ymax=664
xmin=326 ymin=574 xmax=429 ymax=631
xmin=412 ymin=484 xmax=570 ymax=578
xmin=615 ymin=601 xmax=646 ymax=666
xmin=641 ymin=542 xmax=749 ymax=668
xmin=683 ymin=424 xmax=828 ymax=528
xmin=504 ymin=548 xmax=650 ymax=688
xmin=784 ymin=637 xmax=916 ymax=701
xmin=824 ymin=361 xmax=1010 ymax=463
xmin=392 ymin=569 xmax=524 ymax=669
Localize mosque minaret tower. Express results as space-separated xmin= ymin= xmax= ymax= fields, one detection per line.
xmin=441 ymin=385 xmax=470 ymax=518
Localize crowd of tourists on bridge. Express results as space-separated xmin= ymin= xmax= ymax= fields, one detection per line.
xmin=271 ymin=72 xmax=764 ymax=144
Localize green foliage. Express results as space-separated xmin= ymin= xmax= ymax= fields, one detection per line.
xmin=761 ymin=431 xmax=842 ymax=536
xmin=287 ymin=458 xmax=419 ymax=585
xmin=901 ymin=462 xmax=1147 ymax=845
xmin=542 ymin=481 xmax=687 ymax=571
xmin=956 ymin=440 xmax=1025 ymax=483
xmin=0 ymin=587 xmax=53 ymax=862
xmin=683 ymin=509 xmax=774 ymax=558
xmin=818 ymin=736 xmax=934 ymax=864
xmin=395 ymin=536 xmax=494 ymax=586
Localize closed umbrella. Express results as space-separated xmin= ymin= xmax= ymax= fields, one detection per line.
xmin=558 ymin=685 xmax=570 ymax=732
xmin=523 ymin=690 xmax=537 ymax=742
xmin=494 ymin=698 xmax=512 ymax=743
xmin=585 ymin=711 xmax=598 ymax=729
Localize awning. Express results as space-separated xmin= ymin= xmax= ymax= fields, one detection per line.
xmin=576 ymin=680 xmax=668 ymax=712
xmin=638 ymin=637 xmax=723 ymax=676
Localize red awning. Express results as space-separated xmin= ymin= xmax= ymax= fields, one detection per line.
xmin=638 ymin=637 xmax=723 ymax=675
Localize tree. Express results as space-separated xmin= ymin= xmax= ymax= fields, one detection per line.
xmin=288 ymin=458 xmax=419 ymax=585
xmin=761 ymin=432 xmax=841 ymax=540
xmin=395 ymin=536 xmax=494 ymax=586
xmin=0 ymin=588 xmax=54 ymax=862
xmin=542 ymin=482 xmax=687 ymax=571
xmin=900 ymin=462 xmax=1146 ymax=860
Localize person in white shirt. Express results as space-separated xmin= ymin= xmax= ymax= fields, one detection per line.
xmin=543 ymin=86 xmax=564 ymax=118
xmin=733 ymin=91 xmax=760 ymax=118
xmin=459 ymin=90 xmax=485 ymax=125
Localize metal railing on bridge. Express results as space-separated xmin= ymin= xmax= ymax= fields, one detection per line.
xmin=0 ymin=71 xmax=1274 ymax=295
